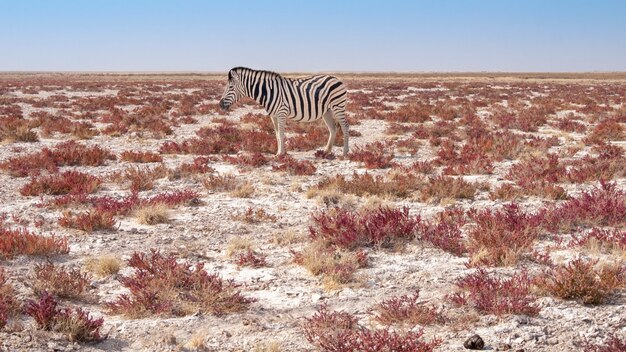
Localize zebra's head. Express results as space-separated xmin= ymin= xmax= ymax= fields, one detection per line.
xmin=219 ymin=68 xmax=246 ymax=111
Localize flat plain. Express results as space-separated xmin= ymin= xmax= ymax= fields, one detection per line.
xmin=0 ymin=72 xmax=625 ymax=351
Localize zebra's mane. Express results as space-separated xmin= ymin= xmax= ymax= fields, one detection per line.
xmin=230 ymin=67 xmax=283 ymax=79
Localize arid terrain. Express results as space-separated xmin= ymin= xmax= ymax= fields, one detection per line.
xmin=0 ymin=72 xmax=625 ymax=352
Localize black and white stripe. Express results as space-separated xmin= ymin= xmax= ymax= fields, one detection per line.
xmin=219 ymin=67 xmax=349 ymax=155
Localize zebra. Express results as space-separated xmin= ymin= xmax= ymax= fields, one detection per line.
xmin=218 ymin=67 xmax=349 ymax=156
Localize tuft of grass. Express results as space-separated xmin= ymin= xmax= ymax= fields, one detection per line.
xmin=84 ymin=255 xmax=122 ymax=277
xmin=230 ymin=181 xmax=255 ymax=198
xmin=371 ymin=291 xmax=445 ymax=326
xmin=134 ymin=204 xmax=170 ymax=225
xmin=419 ymin=176 xmax=483 ymax=204
xmin=292 ymin=240 xmax=367 ymax=289
xmin=0 ymin=268 xmax=21 ymax=329
xmin=535 ymin=258 xmax=625 ymax=305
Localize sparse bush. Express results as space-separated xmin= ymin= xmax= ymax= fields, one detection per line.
xmin=348 ymin=141 xmax=395 ymax=169
xmin=134 ymin=204 xmax=169 ymax=225
xmin=584 ymin=333 xmax=626 ymax=352
xmin=303 ymin=305 xmax=441 ymax=352
xmin=58 ymin=210 xmax=116 ymax=232
xmin=371 ymin=291 xmax=445 ymax=326
xmin=272 ymin=155 xmax=316 ymax=175
xmin=419 ymin=176 xmax=482 ymax=204
xmin=223 ymin=152 xmax=270 ymax=168
xmin=21 ymin=171 xmax=102 ymax=196
xmin=232 ymin=207 xmax=277 ymax=224
xmin=203 ymin=174 xmax=240 ymax=192
xmin=108 ymin=164 xmax=168 ymax=192
xmin=0 ymin=269 xmax=20 ymax=329
xmin=569 ymin=228 xmax=626 ymax=252
xmin=467 ymin=203 xmax=543 ymax=266
xmin=535 ymin=258 xmax=625 ymax=305
xmin=310 ymin=172 xmax=422 ymax=199
xmin=120 ymin=150 xmax=163 ymax=163
xmin=50 ymin=141 xmax=116 ymax=166
xmin=310 ymin=206 xmax=420 ymax=249
xmin=542 ymin=181 xmax=626 ymax=233
xmin=236 ymin=249 xmax=268 ymax=268
xmin=292 ymin=240 xmax=367 ymax=288
xmin=85 ymin=255 xmax=121 ymax=277
xmin=33 ymin=263 xmax=91 ymax=299
xmin=107 ymin=250 xmax=253 ymax=317
xmin=0 ymin=221 xmax=69 ymax=259
xmin=450 ymin=269 xmax=539 ymax=316
xmin=25 ymin=292 xmax=104 ymax=342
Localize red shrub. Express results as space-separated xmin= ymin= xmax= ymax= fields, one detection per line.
xmin=236 ymin=249 xmax=268 ymax=268
xmin=450 ymin=269 xmax=539 ymax=316
xmin=535 ymin=258 xmax=625 ymax=305
xmin=418 ymin=221 xmax=466 ymax=256
xmin=58 ymin=211 xmax=116 ymax=232
xmin=310 ymin=206 xmax=420 ymax=249
xmin=51 ymin=141 xmax=116 ymax=166
xmin=0 ymin=269 xmax=20 ymax=329
xmin=33 ymin=263 xmax=91 ymax=299
xmin=240 ymin=130 xmax=277 ymax=154
xmin=223 ymin=152 xmax=270 ymax=167
xmin=348 ymin=141 xmax=395 ymax=169
xmin=584 ymin=334 xmax=626 ymax=352
xmin=25 ymin=292 xmax=104 ymax=341
xmin=120 ymin=150 xmax=163 ymax=163
xmin=107 ymin=250 xmax=253 ymax=317
xmin=21 ymin=171 xmax=102 ymax=196
xmin=542 ymin=181 xmax=626 ymax=233
xmin=0 ymin=223 xmax=68 ymax=259
xmin=584 ymin=119 xmax=624 ymax=145
xmin=303 ymin=305 xmax=441 ymax=352
xmin=177 ymin=157 xmax=216 ymax=176
xmin=569 ymin=228 xmax=626 ymax=251
xmin=467 ymin=203 xmax=543 ymax=266
xmin=272 ymin=155 xmax=316 ymax=175
xmin=384 ymin=103 xmax=432 ymax=123
xmin=0 ymin=150 xmax=58 ymax=177
xmin=371 ymin=291 xmax=444 ymax=326
xmin=24 ymin=292 xmax=58 ymax=330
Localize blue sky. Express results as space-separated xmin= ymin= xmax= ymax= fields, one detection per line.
xmin=1 ymin=0 xmax=625 ymax=72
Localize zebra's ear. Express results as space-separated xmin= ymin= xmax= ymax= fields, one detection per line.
xmin=229 ymin=69 xmax=240 ymax=81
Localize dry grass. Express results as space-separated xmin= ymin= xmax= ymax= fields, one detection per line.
xmin=292 ymin=240 xmax=367 ymax=290
xmin=253 ymin=341 xmax=283 ymax=352
xmin=134 ymin=204 xmax=170 ymax=225
xmin=84 ymin=255 xmax=122 ymax=277
xmin=230 ymin=181 xmax=255 ymax=198
xmin=225 ymin=236 xmax=254 ymax=257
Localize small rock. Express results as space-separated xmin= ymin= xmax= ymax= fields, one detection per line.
xmin=464 ymin=334 xmax=485 ymax=350
xmin=496 ymin=343 xmax=512 ymax=351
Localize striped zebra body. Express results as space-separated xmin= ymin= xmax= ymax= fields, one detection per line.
xmin=219 ymin=67 xmax=349 ymax=155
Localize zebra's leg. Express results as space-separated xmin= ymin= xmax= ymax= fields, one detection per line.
xmin=270 ymin=115 xmax=280 ymax=152
xmin=331 ymin=106 xmax=350 ymax=155
xmin=276 ymin=115 xmax=287 ymax=156
xmin=322 ymin=110 xmax=337 ymax=154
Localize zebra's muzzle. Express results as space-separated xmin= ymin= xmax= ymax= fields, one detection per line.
xmin=219 ymin=99 xmax=230 ymax=111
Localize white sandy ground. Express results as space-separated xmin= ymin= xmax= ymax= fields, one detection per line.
xmin=0 ymin=81 xmax=624 ymax=351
